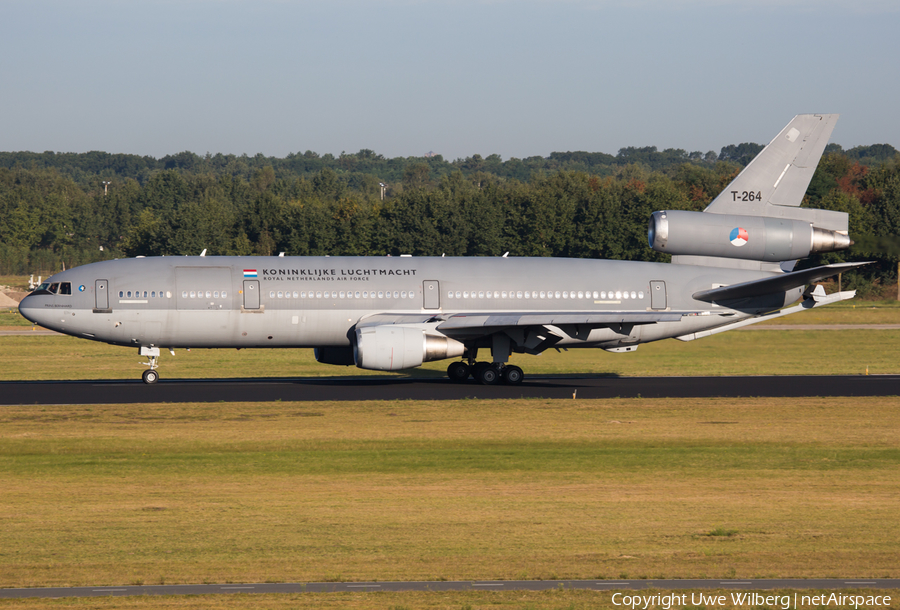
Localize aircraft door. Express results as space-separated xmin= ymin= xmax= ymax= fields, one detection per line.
xmin=243 ymin=280 xmax=260 ymax=309
xmin=95 ymin=279 xmax=109 ymax=310
xmin=423 ymin=280 xmax=440 ymax=309
xmin=650 ymin=280 xmax=667 ymax=310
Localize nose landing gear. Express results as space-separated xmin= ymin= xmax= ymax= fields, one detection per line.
xmin=139 ymin=346 xmax=161 ymax=384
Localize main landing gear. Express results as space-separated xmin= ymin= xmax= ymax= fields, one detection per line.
xmin=446 ymin=361 xmax=524 ymax=385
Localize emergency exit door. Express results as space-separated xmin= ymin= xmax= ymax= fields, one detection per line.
xmin=650 ymin=280 xmax=667 ymax=310
xmin=423 ymin=280 xmax=440 ymax=309
xmin=95 ymin=279 xmax=109 ymax=310
xmin=243 ymin=280 xmax=260 ymax=309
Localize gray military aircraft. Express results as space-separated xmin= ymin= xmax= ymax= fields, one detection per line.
xmin=19 ymin=114 xmax=864 ymax=384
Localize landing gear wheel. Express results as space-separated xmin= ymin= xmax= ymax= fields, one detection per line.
xmin=477 ymin=365 xmax=500 ymax=385
xmin=447 ymin=361 xmax=471 ymax=382
xmin=472 ymin=362 xmax=490 ymax=379
xmin=502 ymin=365 xmax=524 ymax=385
xmin=142 ymin=369 xmax=159 ymax=384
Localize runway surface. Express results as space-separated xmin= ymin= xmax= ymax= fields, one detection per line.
xmin=2 ymin=578 xmax=899 ymax=599
xmin=2 ymin=374 xmax=900 ymax=405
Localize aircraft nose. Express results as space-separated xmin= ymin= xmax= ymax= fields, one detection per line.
xmin=18 ymin=294 xmax=45 ymax=326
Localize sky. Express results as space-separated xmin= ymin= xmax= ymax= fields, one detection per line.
xmin=2 ymin=0 xmax=898 ymax=161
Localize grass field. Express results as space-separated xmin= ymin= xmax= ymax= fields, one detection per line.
xmin=1 ymin=589 xmax=898 ymax=610
xmin=2 ymin=283 xmax=899 ymax=609
xmin=1 ymin=397 xmax=898 ymax=592
xmin=1 ymin=326 xmax=898 ymax=380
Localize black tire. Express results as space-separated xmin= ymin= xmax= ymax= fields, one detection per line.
xmin=447 ymin=361 xmax=470 ymax=382
xmin=142 ymin=369 xmax=159 ymax=384
xmin=477 ymin=365 xmax=499 ymax=385
xmin=472 ymin=362 xmax=489 ymax=378
xmin=502 ymin=365 xmax=524 ymax=385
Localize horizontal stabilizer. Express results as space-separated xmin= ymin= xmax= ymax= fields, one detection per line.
xmin=692 ymin=262 xmax=869 ymax=302
xmin=677 ymin=289 xmax=858 ymax=341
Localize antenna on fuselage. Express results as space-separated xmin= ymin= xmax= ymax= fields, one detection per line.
xmin=200 ymin=249 xmax=207 ymax=257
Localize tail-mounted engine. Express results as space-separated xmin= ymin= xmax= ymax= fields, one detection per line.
xmin=648 ymin=210 xmax=852 ymax=262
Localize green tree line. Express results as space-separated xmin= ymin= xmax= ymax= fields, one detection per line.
xmin=1 ymin=143 xmax=899 ymax=297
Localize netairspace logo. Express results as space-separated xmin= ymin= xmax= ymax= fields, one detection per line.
xmin=610 ymin=592 xmax=892 ymax=609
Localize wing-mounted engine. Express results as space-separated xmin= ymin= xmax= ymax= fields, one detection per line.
xmin=648 ymin=210 xmax=852 ymax=263
xmin=354 ymin=326 xmax=465 ymax=371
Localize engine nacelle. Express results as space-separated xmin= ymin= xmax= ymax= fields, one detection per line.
xmin=648 ymin=210 xmax=852 ymax=262
xmin=354 ymin=326 xmax=465 ymax=371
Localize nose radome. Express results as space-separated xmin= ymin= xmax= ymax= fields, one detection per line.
xmin=18 ymin=294 xmax=54 ymax=328
xmin=18 ymin=294 xmax=40 ymax=325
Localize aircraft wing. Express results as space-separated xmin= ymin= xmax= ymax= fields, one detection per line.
xmin=357 ymin=310 xmax=692 ymax=343
xmin=357 ymin=313 xmax=442 ymax=327
xmin=692 ymin=262 xmax=870 ymax=302
xmin=359 ymin=311 xmax=688 ymax=329
xmin=437 ymin=311 xmax=685 ymax=330
xmin=358 ymin=310 xmax=697 ymax=355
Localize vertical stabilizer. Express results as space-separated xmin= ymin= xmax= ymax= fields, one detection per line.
xmin=671 ymin=114 xmax=847 ymax=269
xmin=705 ymin=114 xmax=839 ymax=216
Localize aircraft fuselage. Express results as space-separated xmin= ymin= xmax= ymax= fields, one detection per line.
xmin=19 ymin=255 xmax=795 ymax=351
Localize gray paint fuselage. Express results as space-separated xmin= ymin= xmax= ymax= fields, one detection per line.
xmin=18 ymin=255 xmax=796 ymax=351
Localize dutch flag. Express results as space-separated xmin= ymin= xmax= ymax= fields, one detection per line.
xmin=243 ymin=269 xmax=257 ymax=278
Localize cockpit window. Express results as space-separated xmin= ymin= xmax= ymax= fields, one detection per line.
xmin=30 ymin=281 xmax=71 ymax=296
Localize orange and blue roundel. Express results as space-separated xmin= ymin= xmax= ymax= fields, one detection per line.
xmin=729 ymin=227 xmax=749 ymax=247
xmin=243 ymin=269 xmax=258 ymax=278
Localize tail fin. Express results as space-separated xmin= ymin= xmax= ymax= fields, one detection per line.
xmin=706 ymin=114 xmax=839 ymax=217
xmin=672 ymin=114 xmax=847 ymax=270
